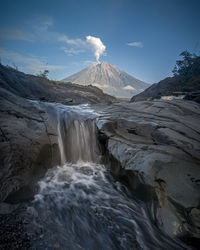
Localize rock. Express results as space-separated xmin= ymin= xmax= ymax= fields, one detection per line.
xmin=0 ymin=205 xmax=31 ymax=250
xmin=190 ymin=208 xmax=200 ymax=237
xmin=131 ymin=76 xmax=181 ymax=102
xmin=131 ymin=75 xmax=200 ymax=103
xmin=0 ymin=63 xmax=116 ymax=202
xmin=98 ymin=99 xmax=200 ymax=238
xmin=0 ymin=202 xmax=19 ymax=214
xmin=0 ymin=64 xmax=115 ymax=105
xmin=1 ymin=65 xmax=200 ymax=242
xmin=184 ymin=91 xmax=200 ymax=104
xmin=0 ymin=87 xmax=60 ymax=202
xmin=53 ymin=243 xmax=60 ymax=248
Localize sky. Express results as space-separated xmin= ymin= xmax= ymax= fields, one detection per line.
xmin=0 ymin=0 xmax=200 ymax=83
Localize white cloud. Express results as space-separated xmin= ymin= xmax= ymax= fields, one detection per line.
xmin=60 ymin=46 xmax=84 ymax=55
xmin=83 ymin=60 xmax=95 ymax=66
xmin=58 ymin=35 xmax=87 ymax=47
xmin=123 ymin=85 xmax=135 ymax=90
xmin=32 ymin=18 xmax=61 ymax=42
xmin=0 ymin=17 xmax=107 ymax=62
xmin=32 ymin=17 xmax=54 ymax=34
xmin=38 ymin=18 xmax=53 ymax=31
xmin=86 ymin=36 xmax=106 ymax=62
xmin=0 ymin=18 xmax=57 ymax=43
xmin=0 ymin=28 xmax=34 ymax=41
xmin=59 ymin=35 xmax=106 ymax=61
xmin=0 ymin=48 xmax=65 ymax=75
xmin=127 ymin=42 xmax=143 ymax=48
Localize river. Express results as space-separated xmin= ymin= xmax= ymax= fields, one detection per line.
xmin=25 ymin=104 xmax=188 ymax=250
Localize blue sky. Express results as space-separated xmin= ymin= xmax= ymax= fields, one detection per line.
xmin=0 ymin=0 xmax=200 ymax=83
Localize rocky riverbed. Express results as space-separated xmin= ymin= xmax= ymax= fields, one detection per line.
xmin=0 ymin=82 xmax=200 ymax=249
xmin=97 ymin=100 xmax=200 ymax=241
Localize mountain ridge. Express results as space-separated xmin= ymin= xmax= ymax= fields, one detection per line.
xmin=0 ymin=64 xmax=115 ymax=105
xmin=131 ymin=75 xmax=200 ymax=103
xmin=63 ymin=61 xmax=149 ymax=98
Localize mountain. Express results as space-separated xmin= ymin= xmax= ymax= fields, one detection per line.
xmin=131 ymin=75 xmax=200 ymax=103
xmin=0 ymin=64 xmax=115 ymax=105
xmin=63 ymin=62 xmax=149 ymax=98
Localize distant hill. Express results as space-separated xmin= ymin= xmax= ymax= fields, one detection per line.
xmin=63 ymin=62 xmax=149 ymax=98
xmin=131 ymin=75 xmax=200 ymax=103
xmin=0 ymin=64 xmax=115 ymax=105
xmin=131 ymin=51 xmax=200 ymax=103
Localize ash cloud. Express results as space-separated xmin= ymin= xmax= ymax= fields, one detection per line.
xmin=86 ymin=36 xmax=106 ymax=62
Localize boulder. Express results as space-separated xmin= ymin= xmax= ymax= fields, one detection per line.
xmin=0 ymin=87 xmax=60 ymax=202
xmin=98 ymin=99 xmax=200 ymax=238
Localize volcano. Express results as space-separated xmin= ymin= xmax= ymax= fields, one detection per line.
xmin=63 ymin=62 xmax=149 ymax=98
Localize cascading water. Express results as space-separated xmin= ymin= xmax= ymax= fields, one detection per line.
xmin=26 ymin=104 xmax=189 ymax=250
xmin=57 ymin=110 xmax=100 ymax=164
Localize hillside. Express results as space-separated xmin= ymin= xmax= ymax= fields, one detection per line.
xmin=0 ymin=64 xmax=115 ymax=105
xmin=131 ymin=51 xmax=200 ymax=103
xmin=131 ymin=75 xmax=200 ymax=103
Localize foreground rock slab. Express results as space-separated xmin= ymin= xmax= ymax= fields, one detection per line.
xmin=1 ymin=86 xmax=200 ymax=243
xmin=98 ymin=99 xmax=200 ymax=238
xmin=0 ymin=87 xmax=60 ymax=202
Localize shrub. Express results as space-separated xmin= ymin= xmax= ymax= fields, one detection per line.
xmin=172 ymin=51 xmax=200 ymax=82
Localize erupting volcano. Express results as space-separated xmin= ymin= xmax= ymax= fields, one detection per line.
xmin=63 ymin=62 xmax=149 ymax=98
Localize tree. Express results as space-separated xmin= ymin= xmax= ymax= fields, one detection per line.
xmin=37 ymin=69 xmax=49 ymax=79
xmin=172 ymin=51 xmax=200 ymax=82
xmin=12 ymin=63 xmax=18 ymax=70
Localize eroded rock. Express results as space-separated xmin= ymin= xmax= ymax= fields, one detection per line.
xmin=98 ymin=99 xmax=200 ymax=238
xmin=0 ymin=87 xmax=60 ymax=202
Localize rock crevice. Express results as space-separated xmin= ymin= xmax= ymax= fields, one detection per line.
xmin=97 ymin=99 xmax=200 ymax=238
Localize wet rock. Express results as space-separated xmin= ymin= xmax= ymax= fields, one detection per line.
xmin=0 ymin=202 xmax=19 ymax=214
xmin=98 ymin=99 xmax=200 ymax=238
xmin=0 ymin=205 xmax=31 ymax=250
xmin=184 ymin=92 xmax=200 ymax=104
xmin=0 ymin=87 xmax=60 ymax=202
xmin=190 ymin=208 xmax=200 ymax=236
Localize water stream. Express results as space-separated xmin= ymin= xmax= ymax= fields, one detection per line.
xmin=26 ymin=104 xmax=188 ymax=250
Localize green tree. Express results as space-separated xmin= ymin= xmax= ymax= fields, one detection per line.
xmin=173 ymin=51 xmax=200 ymax=82
xmin=37 ymin=69 xmax=49 ymax=79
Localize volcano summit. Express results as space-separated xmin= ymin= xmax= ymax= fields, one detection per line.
xmin=63 ymin=62 xmax=149 ymax=98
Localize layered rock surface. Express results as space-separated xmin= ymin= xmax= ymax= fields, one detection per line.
xmin=0 ymin=87 xmax=60 ymax=202
xmin=131 ymin=75 xmax=200 ymax=103
xmin=0 ymin=64 xmax=114 ymax=202
xmin=97 ymin=99 xmax=200 ymax=238
xmin=0 ymin=70 xmax=200 ymax=243
xmin=0 ymin=64 xmax=115 ymax=105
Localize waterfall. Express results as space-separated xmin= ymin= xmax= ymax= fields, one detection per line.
xmin=26 ymin=104 xmax=187 ymax=250
xmin=57 ymin=109 xmax=100 ymax=164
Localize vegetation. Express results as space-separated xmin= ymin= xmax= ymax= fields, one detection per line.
xmin=0 ymin=62 xmax=19 ymax=71
xmin=37 ymin=69 xmax=49 ymax=79
xmin=172 ymin=51 xmax=200 ymax=82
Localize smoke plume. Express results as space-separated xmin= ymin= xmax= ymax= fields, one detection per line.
xmin=86 ymin=36 xmax=106 ymax=62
